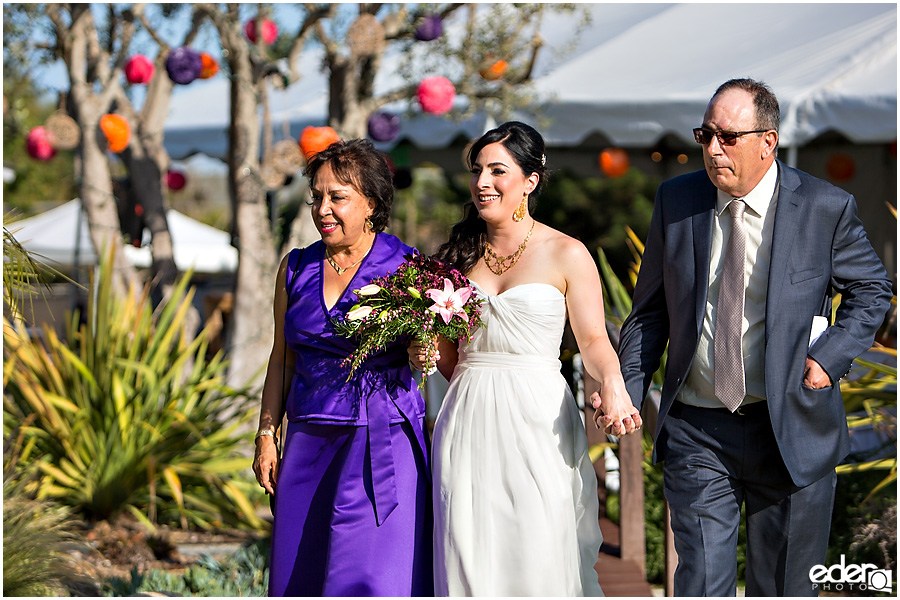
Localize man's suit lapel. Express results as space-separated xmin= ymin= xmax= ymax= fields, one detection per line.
xmin=691 ymin=180 xmax=716 ymax=336
xmin=767 ymin=162 xmax=804 ymax=325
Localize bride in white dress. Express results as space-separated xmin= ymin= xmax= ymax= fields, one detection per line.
xmin=412 ymin=122 xmax=642 ymax=596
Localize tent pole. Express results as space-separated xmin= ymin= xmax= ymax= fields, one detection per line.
xmin=786 ymin=146 xmax=798 ymax=169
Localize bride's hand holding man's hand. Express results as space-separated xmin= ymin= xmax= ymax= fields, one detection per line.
xmin=590 ymin=377 xmax=642 ymax=436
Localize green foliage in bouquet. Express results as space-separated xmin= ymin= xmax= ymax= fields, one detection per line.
xmin=3 ymin=248 xmax=264 ymax=532
xmin=333 ymin=253 xmax=484 ymax=384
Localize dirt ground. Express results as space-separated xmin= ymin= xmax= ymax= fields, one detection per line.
xmin=73 ymin=514 xmax=264 ymax=583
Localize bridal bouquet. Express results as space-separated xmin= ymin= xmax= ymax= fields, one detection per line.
xmin=333 ymin=253 xmax=484 ymax=386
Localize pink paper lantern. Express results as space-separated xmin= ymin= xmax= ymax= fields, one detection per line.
xmin=245 ymin=18 xmax=278 ymax=45
xmin=124 ymin=54 xmax=154 ymax=85
xmin=26 ymin=126 xmax=56 ymax=161
xmin=166 ymin=170 xmax=187 ymax=191
xmin=416 ymin=76 xmax=455 ymax=115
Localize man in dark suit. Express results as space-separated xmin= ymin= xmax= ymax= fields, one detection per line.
xmin=596 ymin=79 xmax=893 ymax=596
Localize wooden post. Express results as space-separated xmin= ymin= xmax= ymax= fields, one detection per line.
xmin=618 ymin=431 xmax=646 ymax=576
xmin=664 ymin=499 xmax=678 ymax=596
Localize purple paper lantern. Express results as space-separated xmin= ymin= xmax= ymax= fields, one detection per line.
xmin=367 ymin=112 xmax=400 ymax=142
xmin=415 ymin=15 xmax=443 ymax=41
xmin=165 ymin=47 xmax=202 ymax=85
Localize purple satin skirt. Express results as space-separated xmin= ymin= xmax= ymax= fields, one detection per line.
xmin=268 ymin=419 xmax=433 ymax=596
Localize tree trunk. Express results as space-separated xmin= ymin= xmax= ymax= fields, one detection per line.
xmin=79 ymin=115 xmax=142 ymax=296
xmin=225 ymin=44 xmax=278 ymax=391
xmin=122 ymin=59 xmax=178 ymax=289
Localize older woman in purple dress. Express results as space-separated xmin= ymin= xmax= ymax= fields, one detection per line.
xmin=252 ymin=139 xmax=432 ymax=596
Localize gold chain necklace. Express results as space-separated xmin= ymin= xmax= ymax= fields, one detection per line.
xmin=325 ymin=245 xmax=372 ymax=276
xmin=483 ymin=221 xmax=535 ymax=276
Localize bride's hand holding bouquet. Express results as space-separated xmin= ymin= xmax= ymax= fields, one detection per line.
xmin=334 ymin=253 xmax=484 ymax=386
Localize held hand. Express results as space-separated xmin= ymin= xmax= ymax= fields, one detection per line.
xmin=590 ymin=379 xmax=643 ymax=437
xmin=253 ymin=437 xmax=279 ymax=495
xmin=407 ymin=339 xmax=439 ymax=374
xmin=803 ymin=356 xmax=833 ymax=389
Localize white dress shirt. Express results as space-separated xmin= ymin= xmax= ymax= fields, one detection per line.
xmin=679 ymin=161 xmax=780 ymax=409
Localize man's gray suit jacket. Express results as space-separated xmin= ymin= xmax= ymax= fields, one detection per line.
xmin=618 ymin=160 xmax=893 ymax=488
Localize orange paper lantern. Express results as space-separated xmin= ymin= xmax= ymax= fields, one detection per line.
xmin=479 ymin=59 xmax=508 ymax=81
xmin=99 ymin=114 xmax=131 ymax=153
xmin=599 ymin=147 xmax=629 ymax=178
xmin=825 ymin=153 xmax=855 ymax=181
xmin=299 ymin=126 xmax=340 ymax=160
xmin=199 ymin=53 xmax=219 ymax=79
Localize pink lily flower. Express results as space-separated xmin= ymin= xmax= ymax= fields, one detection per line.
xmin=426 ymin=278 xmax=473 ymax=324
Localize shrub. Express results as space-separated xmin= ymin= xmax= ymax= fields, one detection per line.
xmin=3 ymin=436 xmax=98 ymax=596
xmin=102 ymin=540 xmax=269 ymax=597
xmin=3 ymin=249 xmax=265 ymax=531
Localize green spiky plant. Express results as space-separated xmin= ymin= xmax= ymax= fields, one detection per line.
xmin=3 ymin=247 xmax=265 ymax=532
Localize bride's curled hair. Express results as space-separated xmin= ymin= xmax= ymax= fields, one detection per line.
xmin=434 ymin=121 xmax=548 ymax=274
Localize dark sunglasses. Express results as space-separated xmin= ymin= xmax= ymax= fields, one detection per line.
xmin=693 ymin=128 xmax=769 ymax=146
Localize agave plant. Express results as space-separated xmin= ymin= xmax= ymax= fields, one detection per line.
xmin=3 ymin=248 xmax=265 ymax=531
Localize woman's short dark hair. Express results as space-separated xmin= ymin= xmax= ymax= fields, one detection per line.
xmin=303 ymin=138 xmax=394 ymax=232
xmin=436 ymin=121 xmax=548 ymax=274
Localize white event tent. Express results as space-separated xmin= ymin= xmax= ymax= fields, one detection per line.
xmin=162 ymin=3 xmax=897 ymax=164
xmin=8 ymin=199 xmax=238 ymax=274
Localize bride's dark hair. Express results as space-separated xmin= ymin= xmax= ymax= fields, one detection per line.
xmin=434 ymin=121 xmax=547 ymax=274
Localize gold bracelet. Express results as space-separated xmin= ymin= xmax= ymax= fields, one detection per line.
xmin=255 ymin=428 xmax=276 ymax=443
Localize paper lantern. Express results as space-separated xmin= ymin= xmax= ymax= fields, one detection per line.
xmin=347 ymin=14 xmax=385 ymax=56
xmin=599 ymin=147 xmax=629 ymax=178
xmin=166 ymin=170 xmax=187 ymax=191
xmin=125 ymin=54 xmax=154 ymax=85
xmin=271 ymin=139 xmax=305 ymax=174
xmin=45 ymin=112 xmax=81 ymax=150
xmin=199 ymin=53 xmax=219 ymax=79
xmin=299 ymin=126 xmax=340 ymax=160
xmin=165 ymin=47 xmax=202 ymax=85
xmin=417 ymin=76 xmax=455 ymax=115
xmin=368 ymin=112 xmax=400 ymax=142
xmin=415 ymin=15 xmax=443 ymax=41
xmin=26 ymin=126 xmax=56 ymax=161
xmin=100 ymin=114 xmax=131 ymax=153
xmin=245 ymin=18 xmax=278 ymax=45
xmin=479 ymin=59 xmax=508 ymax=81
xmin=825 ymin=153 xmax=855 ymax=181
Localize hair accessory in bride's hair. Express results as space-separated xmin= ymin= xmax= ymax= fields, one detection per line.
xmin=541 ymin=154 xmax=546 ymax=167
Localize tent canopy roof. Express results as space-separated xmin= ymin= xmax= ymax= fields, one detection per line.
xmin=163 ymin=3 xmax=896 ymax=160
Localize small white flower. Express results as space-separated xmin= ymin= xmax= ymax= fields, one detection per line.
xmin=347 ymin=305 xmax=374 ymax=320
xmin=357 ymin=284 xmax=382 ymax=296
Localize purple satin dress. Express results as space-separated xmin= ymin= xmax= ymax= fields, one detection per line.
xmin=268 ymin=233 xmax=433 ymax=597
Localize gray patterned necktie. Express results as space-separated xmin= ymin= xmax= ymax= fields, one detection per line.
xmin=714 ymin=199 xmax=747 ymax=412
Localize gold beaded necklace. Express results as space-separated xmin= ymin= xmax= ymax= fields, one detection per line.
xmin=483 ymin=220 xmax=535 ymax=276
xmin=325 ymin=245 xmax=372 ymax=276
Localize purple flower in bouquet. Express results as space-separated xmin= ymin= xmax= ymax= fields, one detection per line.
xmin=333 ymin=253 xmax=484 ymax=386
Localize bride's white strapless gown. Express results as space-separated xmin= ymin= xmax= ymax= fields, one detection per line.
xmin=433 ymin=282 xmax=604 ymax=596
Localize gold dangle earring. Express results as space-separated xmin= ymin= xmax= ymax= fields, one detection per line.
xmin=513 ymin=192 xmax=528 ymax=222
xmin=365 ymin=217 xmax=374 ymax=231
